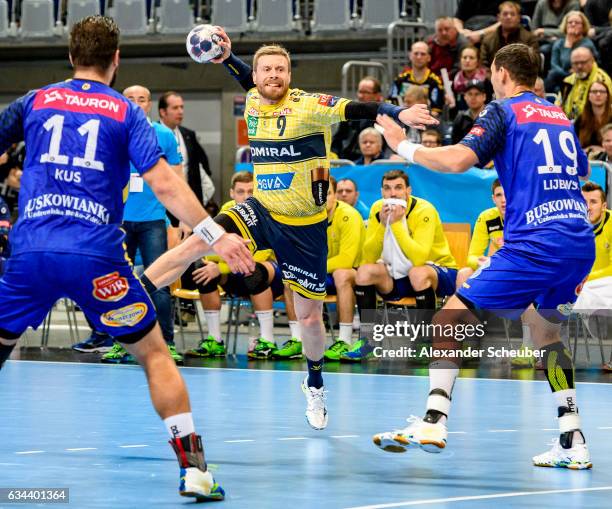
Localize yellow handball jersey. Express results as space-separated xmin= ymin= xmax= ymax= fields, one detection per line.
xmin=467 ymin=207 xmax=504 ymax=270
xmin=245 ymin=88 xmax=350 ymax=225
xmin=362 ymin=197 xmax=457 ymax=269
xmin=206 ymin=200 xmax=276 ymax=273
xmin=588 ymin=209 xmax=612 ymax=281
xmin=327 ymin=200 xmax=366 ymax=273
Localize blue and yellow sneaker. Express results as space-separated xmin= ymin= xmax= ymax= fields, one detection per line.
xmin=247 ymin=338 xmax=278 ymax=359
xmin=100 ymin=342 xmax=135 ymax=364
xmin=170 ymin=433 xmax=225 ymax=501
xmin=272 ymin=338 xmax=302 ymax=359
xmin=185 ymin=336 xmax=227 ymax=358
xmin=324 ymin=340 xmax=350 ymax=361
xmin=72 ymin=332 xmax=114 ymax=353
xmin=339 ymin=339 xmax=374 ymax=362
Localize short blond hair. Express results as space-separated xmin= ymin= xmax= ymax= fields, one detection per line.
xmin=253 ymin=44 xmax=291 ymax=71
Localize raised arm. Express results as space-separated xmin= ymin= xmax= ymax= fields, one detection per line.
xmin=210 ymin=27 xmax=255 ymax=91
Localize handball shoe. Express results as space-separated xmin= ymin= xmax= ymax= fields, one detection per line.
xmin=533 ymin=437 xmax=592 ymax=469
xmin=373 ymin=415 xmax=447 ymax=453
xmin=301 ymin=377 xmax=328 ymax=430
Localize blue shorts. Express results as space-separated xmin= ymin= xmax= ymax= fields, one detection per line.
xmin=223 ymin=261 xmax=284 ymax=300
xmin=0 ymin=252 xmax=156 ymax=341
xmin=382 ymin=263 xmax=458 ymax=301
xmin=457 ymin=247 xmax=594 ymax=321
xmin=218 ymin=198 xmax=327 ymax=300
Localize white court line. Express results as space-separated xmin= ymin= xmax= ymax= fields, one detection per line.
xmin=277 ymin=437 xmax=308 ymax=441
xmin=11 ymin=359 xmax=612 ymax=385
xmin=447 ymin=431 xmax=467 ymax=434
xmin=343 ymin=486 xmax=612 ymax=509
xmin=331 ymin=435 xmax=360 ymax=439
xmin=119 ymin=444 xmax=149 ymax=448
xmin=15 ymin=450 xmax=45 ymax=455
xmin=598 ymin=426 xmax=612 ymax=429
xmin=224 ymin=439 xmax=255 ymax=443
xmin=66 ymin=447 xmax=97 ymax=451
xmin=488 ymin=429 xmax=517 ymax=433
xmin=541 ymin=428 xmax=558 ymax=431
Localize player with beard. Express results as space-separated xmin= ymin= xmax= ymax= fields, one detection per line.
xmin=141 ymin=28 xmax=438 ymax=431
xmin=0 ymin=16 xmax=254 ymax=501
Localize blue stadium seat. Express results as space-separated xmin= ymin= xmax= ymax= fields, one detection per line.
xmin=311 ymin=0 xmax=351 ymax=32
xmin=156 ymin=0 xmax=194 ymax=34
xmin=0 ymin=0 xmax=8 ymax=38
xmin=66 ymin=0 xmax=100 ymax=33
xmin=253 ymin=0 xmax=294 ymax=33
xmin=361 ymin=0 xmax=399 ymax=29
xmin=19 ymin=0 xmax=55 ymax=38
xmin=211 ymin=0 xmax=249 ymax=33
xmin=111 ymin=0 xmax=149 ymax=36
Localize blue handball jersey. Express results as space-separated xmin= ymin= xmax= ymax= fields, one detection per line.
xmin=0 ymin=79 xmax=163 ymax=260
xmin=460 ymin=91 xmax=594 ymax=259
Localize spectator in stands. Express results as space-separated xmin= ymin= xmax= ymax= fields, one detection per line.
xmin=574 ymin=79 xmax=612 ymax=156
xmin=593 ymin=123 xmax=612 ymax=162
xmin=321 ymin=177 xmax=366 ymax=362
xmin=331 ymin=76 xmax=384 ymax=161
xmin=480 ymin=1 xmax=539 ymax=69
xmin=532 ymin=0 xmax=580 ymax=64
xmin=402 ymin=86 xmax=430 ymax=143
xmin=546 ymin=11 xmax=598 ymax=92
xmin=159 ymin=91 xmax=215 ymax=242
xmin=534 ymin=76 xmax=547 ymax=97
xmin=451 ymin=80 xmax=488 ymax=144
xmin=390 ymin=41 xmax=444 ymax=117
xmin=583 ymin=0 xmax=612 ymax=39
xmin=0 ymin=195 xmax=10 ymax=276
xmin=427 ymin=16 xmax=468 ymax=77
xmin=336 ymin=178 xmax=370 ymax=220
xmin=454 ymin=0 xmax=506 ymax=44
xmin=421 ymin=129 xmax=443 ymax=147
xmin=348 ymin=170 xmax=458 ymax=361
xmin=591 ymin=6 xmax=612 ymax=76
xmin=354 ymin=127 xmax=385 ymax=165
xmin=560 ymin=46 xmax=612 ymax=118
xmin=184 ymin=171 xmax=286 ymax=360
xmin=452 ymin=46 xmax=492 ymax=111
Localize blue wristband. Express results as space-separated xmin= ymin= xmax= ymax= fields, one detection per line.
xmin=377 ymin=102 xmax=404 ymax=122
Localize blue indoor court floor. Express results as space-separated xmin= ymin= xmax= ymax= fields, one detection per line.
xmin=1 ymin=360 xmax=611 ymax=509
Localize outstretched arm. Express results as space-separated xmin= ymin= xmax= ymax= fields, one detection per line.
xmin=375 ymin=114 xmax=478 ymax=173
xmin=345 ymin=101 xmax=438 ymax=130
xmin=211 ymin=26 xmax=255 ymax=91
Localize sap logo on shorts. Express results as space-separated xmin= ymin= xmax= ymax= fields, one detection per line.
xmin=101 ymin=302 xmax=148 ymax=327
xmin=556 ymin=302 xmax=574 ymax=317
xmin=469 ymin=126 xmax=485 ymax=137
xmin=256 ymin=172 xmax=294 ymax=191
xmin=92 ymin=272 xmax=129 ymax=301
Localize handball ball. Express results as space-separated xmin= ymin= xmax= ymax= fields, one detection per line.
xmin=186 ymin=24 xmax=223 ymax=63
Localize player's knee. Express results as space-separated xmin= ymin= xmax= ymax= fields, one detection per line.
xmin=409 ymin=266 xmax=434 ymax=291
xmin=243 ymin=262 xmax=270 ymax=295
xmin=196 ymin=274 xmax=222 ymax=294
xmin=355 ymin=265 xmax=376 ymax=286
xmin=332 ymin=269 xmax=355 ymax=288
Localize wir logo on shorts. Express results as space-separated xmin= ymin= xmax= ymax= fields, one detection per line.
xmin=92 ymin=272 xmax=129 ymax=302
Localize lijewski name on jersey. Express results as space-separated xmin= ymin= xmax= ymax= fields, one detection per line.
xmin=24 ymin=193 xmax=110 ymax=225
xmin=100 ymin=302 xmax=148 ymax=327
xmin=525 ymin=198 xmax=588 ymax=225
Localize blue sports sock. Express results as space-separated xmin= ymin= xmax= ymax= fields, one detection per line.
xmin=306 ymin=358 xmax=324 ymax=389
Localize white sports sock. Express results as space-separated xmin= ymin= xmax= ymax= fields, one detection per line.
xmin=427 ymin=360 xmax=459 ymax=424
xmin=289 ymin=320 xmax=301 ymax=341
xmin=339 ymin=323 xmax=353 ymax=343
xmin=204 ymin=311 xmax=221 ymax=341
xmin=164 ymin=412 xmax=195 ymax=439
xmin=521 ymin=323 xmax=533 ymax=348
xmin=256 ymin=310 xmax=274 ymax=342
